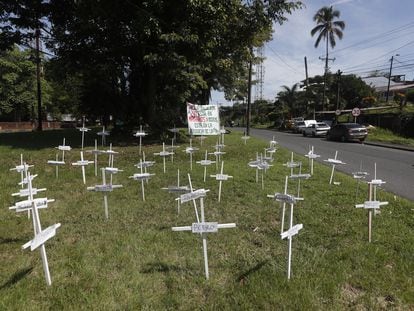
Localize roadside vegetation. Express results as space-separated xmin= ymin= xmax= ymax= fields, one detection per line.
xmin=1 ymin=129 xmax=413 ymax=309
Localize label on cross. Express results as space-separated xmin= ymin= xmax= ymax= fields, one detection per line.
xmin=22 ymin=223 xmax=61 ymax=251
xmin=281 ymin=224 xmax=303 ymax=240
xmin=274 ymin=193 xmax=296 ymax=204
xmin=192 ymin=222 xmax=218 ymax=233
xmin=179 ymin=189 xmax=207 ymax=203
xmin=215 ymin=174 xmax=230 ymax=181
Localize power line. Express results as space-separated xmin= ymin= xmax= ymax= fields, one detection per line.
xmin=265 ymin=44 xmax=302 ymax=74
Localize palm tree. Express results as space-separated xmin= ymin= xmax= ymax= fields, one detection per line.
xmin=277 ymin=83 xmax=299 ymax=117
xmin=311 ymin=6 xmax=345 ymax=110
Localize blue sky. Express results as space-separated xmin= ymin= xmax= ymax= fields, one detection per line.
xmin=211 ymin=0 xmax=414 ymax=105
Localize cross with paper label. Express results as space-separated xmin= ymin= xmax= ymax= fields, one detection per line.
xmin=129 ymin=159 xmax=155 ymax=201
xmin=97 ymin=126 xmax=110 ymax=146
xmin=77 ymin=116 xmax=91 ymax=150
xmin=87 ymin=168 xmax=122 ymax=219
xmin=324 ymin=151 xmax=346 ymax=185
xmin=172 ymin=191 xmax=236 ymax=279
xmin=304 ymin=146 xmax=320 ymax=175
xmin=197 ymin=150 xmax=216 ymax=182
xmin=162 ymin=169 xmax=190 ymax=213
xmin=154 ymin=142 xmax=174 ymax=173
xmin=72 ymin=151 xmax=94 ymax=184
xmin=210 ymin=161 xmax=233 ymax=202
xmin=133 ymin=125 xmax=148 ymax=154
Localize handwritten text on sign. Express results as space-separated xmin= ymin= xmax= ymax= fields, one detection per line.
xmin=192 ymin=222 xmax=218 ymax=233
xmin=187 ymin=103 xmax=220 ymax=135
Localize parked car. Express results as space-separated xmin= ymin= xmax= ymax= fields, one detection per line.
xmin=302 ymin=122 xmax=331 ymax=137
xmin=293 ymin=119 xmax=317 ymax=133
xmin=326 ymin=123 xmax=368 ymax=142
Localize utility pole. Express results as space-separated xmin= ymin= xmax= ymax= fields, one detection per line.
xmin=35 ymin=27 xmax=43 ymax=131
xmin=386 ymin=55 xmax=398 ymax=103
xmin=319 ymin=56 xmax=335 ymax=111
xmin=336 ymin=70 xmax=342 ymax=110
xmin=246 ymin=48 xmax=253 ymax=136
xmin=304 ymin=56 xmax=309 ymax=87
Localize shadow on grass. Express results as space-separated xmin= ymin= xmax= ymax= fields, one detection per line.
xmin=0 ymin=237 xmax=27 ymax=244
xmin=141 ymin=261 xmax=185 ymax=274
xmin=236 ymin=260 xmax=268 ymax=283
xmin=0 ymin=267 xmax=33 ymax=290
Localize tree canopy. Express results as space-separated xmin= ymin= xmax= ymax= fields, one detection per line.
xmin=0 ymin=0 xmax=302 ymax=130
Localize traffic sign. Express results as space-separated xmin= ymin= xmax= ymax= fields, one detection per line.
xmin=335 ymin=109 xmax=341 ymax=116
xmin=352 ymin=107 xmax=361 ymax=117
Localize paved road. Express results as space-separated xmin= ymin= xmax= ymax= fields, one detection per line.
xmin=234 ymin=128 xmax=414 ymax=201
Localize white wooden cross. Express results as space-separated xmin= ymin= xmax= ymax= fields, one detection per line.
xmin=168 ymin=125 xmax=179 ymax=142
xmin=355 ymin=163 xmax=387 ymax=242
xmin=210 ymin=161 xmax=233 ymax=202
xmin=166 ymin=138 xmax=180 ymax=163
xmin=97 ymin=126 xmax=110 ymax=146
xmin=175 ymin=174 xmax=204 ymax=223
xmin=77 ymin=116 xmax=91 ymax=150
xmin=324 ymin=151 xmax=346 ymax=185
xmin=162 ymin=169 xmax=191 ymax=213
xmin=241 ymin=130 xmax=250 ymax=145
xmin=10 ymin=154 xmax=33 ymax=188
xmin=257 ymin=155 xmax=273 ymax=189
xmin=352 ymin=161 xmax=369 ymax=202
xmin=268 ymin=185 xmax=302 ymax=280
xmin=289 ymin=163 xmax=311 ymax=200
xmin=133 ymin=125 xmax=148 ymax=154
xmin=154 ymin=142 xmax=174 ymax=173
xmin=71 ymin=151 xmax=94 ymax=184
xmin=172 ymin=193 xmax=236 ymax=279
xmin=209 ymin=150 xmax=226 ymax=170
xmin=56 ymin=137 xmax=71 ymax=162
xmin=184 ymin=139 xmax=199 ymax=171
xmin=87 ymin=168 xmax=123 ymax=219
xmin=87 ymin=139 xmax=106 ymax=176
xmin=10 ymin=172 xmax=60 ymax=286
xmin=270 ymin=136 xmax=278 ymax=148
xmin=248 ymin=153 xmax=262 ymax=183
xmin=304 ymin=146 xmax=320 ymax=175
xmin=129 ymin=159 xmax=155 ymax=201
xmin=197 ymin=150 xmax=216 ymax=182
xmin=283 ymin=152 xmax=302 ymax=177
xmin=47 ymin=153 xmax=66 ymax=178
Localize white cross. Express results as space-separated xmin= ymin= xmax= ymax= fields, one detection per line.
xmin=209 ymin=150 xmax=226 ymax=170
xmin=175 ymin=174 xmax=205 ymax=223
xmin=77 ymin=116 xmax=91 ymax=150
xmin=198 ymin=135 xmax=206 ymax=146
xmin=355 ymin=163 xmax=388 ymax=242
xmin=289 ymin=163 xmax=311 ymax=200
xmin=196 ymin=150 xmax=216 ymax=182
xmin=241 ymin=131 xmax=250 ymax=145
xmin=324 ymin=151 xmax=346 ymax=185
xmin=166 ymin=138 xmax=180 ymax=163
xmin=87 ymin=139 xmax=106 ymax=176
xmin=97 ymin=126 xmax=110 ymax=146
xmin=283 ymin=152 xmax=302 ymax=177
xmin=304 ymin=146 xmax=320 ymax=175
xmin=72 ymin=151 xmax=94 ymax=184
xmin=129 ymin=159 xmax=155 ymax=201
xmin=162 ymin=169 xmax=190 ymax=213
xmin=10 ymin=154 xmax=33 ymax=189
xmin=47 ymin=153 xmax=65 ymax=179
xmin=269 ymin=182 xmax=303 ymax=280
xmin=172 ymin=194 xmax=236 ymax=279
xmin=154 ymin=142 xmax=174 ymax=173
xmin=352 ymin=161 xmax=369 ymax=202
xmin=10 ymin=172 xmax=60 ymax=286
xmin=184 ymin=139 xmax=199 ymax=171
xmin=56 ymin=137 xmax=71 ymax=162
xmin=87 ymin=168 xmax=123 ymax=219
xmin=168 ymin=125 xmax=179 ymax=141
xmin=210 ymin=161 xmax=233 ymax=202
xmin=133 ymin=125 xmax=148 ymax=154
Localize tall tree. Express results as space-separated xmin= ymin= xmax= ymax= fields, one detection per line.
xmin=310 ymin=6 xmax=345 ymax=110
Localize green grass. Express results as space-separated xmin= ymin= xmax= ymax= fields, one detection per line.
xmin=1 ymin=129 xmax=413 ymax=310
xmin=366 ymin=126 xmax=414 ymax=146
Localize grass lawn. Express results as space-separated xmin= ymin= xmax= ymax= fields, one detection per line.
xmin=1 ymin=128 xmax=413 ymax=310
xmin=366 ymin=126 xmax=414 ymax=147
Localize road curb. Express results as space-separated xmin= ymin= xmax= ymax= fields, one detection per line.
xmin=363 ymin=141 xmax=414 ymax=152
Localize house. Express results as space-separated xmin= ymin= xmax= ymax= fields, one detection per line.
xmin=362 ymin=76 xmax=414 ymax=101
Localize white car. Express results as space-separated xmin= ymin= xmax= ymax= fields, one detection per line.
xmin=302 ymin=122 xmax=331 ymax=137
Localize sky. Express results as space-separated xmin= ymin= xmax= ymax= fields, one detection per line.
xmin=211 ymin=0 xmax=414 ymax=105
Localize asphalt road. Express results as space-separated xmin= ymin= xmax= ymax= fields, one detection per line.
xmin=234 ymin=127 xmax=414 ymax=201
